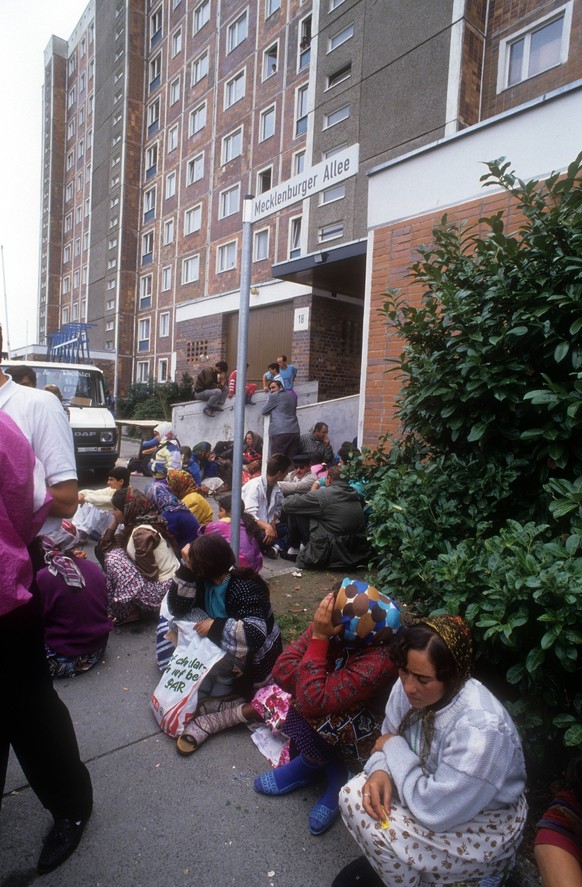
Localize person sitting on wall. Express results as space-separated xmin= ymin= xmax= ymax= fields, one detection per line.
xmin=262 ymin=362 xmax=281 ymax=392
xmin=228 ymin=364 xmax=257 ymax=404
xmin=193 ymin=360 xmax=228 ymax=417
xmin=282 ymin=465 xmax=370 ymax=570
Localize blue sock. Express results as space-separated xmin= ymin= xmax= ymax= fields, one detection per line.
xmin=254 ymin=754 xmax=322 ymax=796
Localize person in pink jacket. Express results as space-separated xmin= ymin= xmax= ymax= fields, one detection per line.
xmin=203 ymin=493 xmax=263 ymax=572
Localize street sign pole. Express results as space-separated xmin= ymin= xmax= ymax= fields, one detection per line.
xmin=230 ymin=195 xmax=253 ymax=559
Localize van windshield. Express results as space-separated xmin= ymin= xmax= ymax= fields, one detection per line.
xmin=6 ymin=365 xmax=106 ymax=407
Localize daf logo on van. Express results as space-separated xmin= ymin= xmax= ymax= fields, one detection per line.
xmin=74 ymin=431 xmax=93 ymax=437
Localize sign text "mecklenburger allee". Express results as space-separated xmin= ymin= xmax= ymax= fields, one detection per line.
xmin=251 ymin=144 xmax=360 ymax=222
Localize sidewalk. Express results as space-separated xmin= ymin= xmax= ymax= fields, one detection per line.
xmin=1 ymin=618 xmax=360 ymax=887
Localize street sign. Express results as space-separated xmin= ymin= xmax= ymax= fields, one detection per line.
xmin=251 ymin=143 xmax=360 ymax=222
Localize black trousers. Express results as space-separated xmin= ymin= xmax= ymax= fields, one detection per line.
xmin=0 ymin=598 xmax=93 ymax=820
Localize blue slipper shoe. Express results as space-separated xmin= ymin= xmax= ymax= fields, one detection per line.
xmin=308 ymin=801 xmax=339 ymax=835
xmin=254 ymin=770 xmax=312 ymax=796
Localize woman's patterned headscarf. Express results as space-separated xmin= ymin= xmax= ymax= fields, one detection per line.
xmin=397 ymin=615 xmax=473 ymax=770
xmin=42 ymin=519 xmax=85 ymax=588
xmin=145 ymin=479 xmax=186 ymax=514
xmin=167 ymin=469 xmax=196 ymax=500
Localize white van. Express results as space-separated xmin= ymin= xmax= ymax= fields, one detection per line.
xmin=3 ymin=360 xmax=118 ymax=476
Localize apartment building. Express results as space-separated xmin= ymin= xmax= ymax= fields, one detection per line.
xmin=39 ymin=0 xmax=580 ymax=404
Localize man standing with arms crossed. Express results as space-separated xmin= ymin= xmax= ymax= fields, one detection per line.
xmin=0 ymin=324 xmax=93 ymax=874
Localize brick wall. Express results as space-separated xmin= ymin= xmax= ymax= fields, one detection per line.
xmin=175 ymin=312 xmax=229 ymax=384
xmin=363 ymin=187 xmax=526 ymax=448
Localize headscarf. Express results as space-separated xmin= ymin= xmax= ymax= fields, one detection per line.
xmin=145 ymin=478 xmax=187 ymax=514
xmin=154 ymin=421 xmax=173 ymax=441
xmin=192 ymin=441 xmax=212 ymax=459
xmin=397 ymin=615 xmax=473 ymax=770
xmin=151 ymin=460 xmax=168 ymax=479
xmin=42 ymin=520 xmax=85 ymax=589
xmin=332 ymin=578 xmax=401 ymax=647
xmin=167 ymin=469 xmax=197 ymax=500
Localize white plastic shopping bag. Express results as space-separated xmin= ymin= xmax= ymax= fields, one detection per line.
xmin=151 ymin=620 xmax=225 ymax=737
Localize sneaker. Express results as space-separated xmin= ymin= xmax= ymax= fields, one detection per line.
xmin=265 ymin=546 xmax=279 ymax=559
xmin=203 ymin=407 xmax=215 ymax=417
xmin=37 ymin=815 xmax=90 ymax=874
xmin=286 ymin=546 xmax=300 ymax=556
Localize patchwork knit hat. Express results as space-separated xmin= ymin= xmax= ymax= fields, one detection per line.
xmin=332 ymin=577 xmax=401 ymax=646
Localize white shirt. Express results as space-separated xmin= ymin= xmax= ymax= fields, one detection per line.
xmin=241 ymin=476 xmax=282 ymax=524
xmin=0 ymin=375 xmax=77 ymax=532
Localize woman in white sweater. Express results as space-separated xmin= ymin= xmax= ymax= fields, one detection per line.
xmin=334 ymin=616 xmax=527 ymax=887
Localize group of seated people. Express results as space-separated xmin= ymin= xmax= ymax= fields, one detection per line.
xmin=30 ymin=410 xmax=579 ymax=885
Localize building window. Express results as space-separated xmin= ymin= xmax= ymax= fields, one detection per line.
xmin=161 ymin=266 xmax=172 ymax=291
xmin=220 ymin=183 xmax=240 ymax=218
xmin=259 ymin=105 xmax=275 ymax=141
xmin=295 ymin=85 xmax=309 ymax=135
xmin=67 ymin=119 xmax=76 ymax=140
xmin=225 ymin=70 xmax=245 ymax=108
xmin=228 ymin=11 xmax=248 ymax=52
xmin=142 ymin=232 xmax=154 ymax=264
xmin=62 ymin=306 xmax=70 ymax=323
xmin=163 ymin=218 xmax=175 ymax=244
xmin=137 ymin=361 xmax=150 ymax=383
xmin=299 ymin=16 xmax=312 ymax=69
xmin=166 ymin=172 xmax=177 ymax=199
xmin=170 ymin=77 xmax=181 ymax=105
xmin=146 ymin=143 xmax=158 ymax=177
xmin=107 ymin=258 xmax=117 ymax=270
xmin=329 ymin=23 xmax=354 ymax=51
xmin=68 ymin=86 xmax=76 ymax=109
xmin=150 ymin=6 xmax=162 ymax=46
xmin=192 ymin=50 xmax=209 ymax=85
xmin=106 ymin=297 xmax=115 ymax=309
xmin=184 ymin=204 xmax=202 ymax=234
xmin=72 ymin=301 xmax=79 ymax=320
xmin=158 ymin=359 xmax=169 ymax=382
xmin=172 ymin=28 xmax=183 ymax=57
xmin=320 ymin=183 xmax=345 ymax=204
xmin=138 ymin=318 xmax=151 ymax=352
xmin=68 ymin=54 xmax=76 ymax=75
xmin=498 ymin=4 xmax=572 ymax=91
xmin=182 ymin=255 xmax=200 ymax=283
xmin=168 ymin=124 xmax=179 ymax=152
xmin=186 ymin=154 xmax=204 ymax=184
xmin=79 ymin=106 xmax=85 ymax=126
xmin=330 ymin=0 xmax=346 ymax=8
xmin=78 ymin=138 xmax=85 ymax=159
xmin=294 ymin=150 xmax=305 ymax=175
xmin=159 ymin=312 xmax=170 ymax=337
xmin=63 ymin=244 xmax=72 ymax=264
xmin=319 ymin=221 xmax=343 ymax=242
xmin=144 ymin=187 xmax=156 ymax=221
xmin=266 ymin=0 xmax=280 ymax=18
xmin=83 ymin=231 xmax=90 ymax=249
xmin=106 ymin=320 xmax=114 ymax=332
xmin=222 ymin=128 xmax=242 ymax=163
xmin=148 ymin=99 xmax=160 ymax=135
xmin=82 ymin=266 xmax=88 ymax=285
xmin=140 ymin=276 xmax=152 ymax=308
xmin=77 ymin=173 xmax=83 ymax=192
xmin=194 ymin=0 xmax=210 ymax=33
xmin=66 ymin=152 xmax=74 ymax=171
xmin=189 ymin=102 xmax=207 ymax=135
xmin=75 ymin=237 xmax=81 ymax=256
xmin=65 ymin=212 xmax=73 ymax=232
xmin=76 ymin=206 xmax=82 ymax=223
xmin=107 ymin=280 xmax=116 ymax=291
xmin=254 ymin=228 xmax=269 ymax=261
xmin=65 ymin=181 xmax=73 ymax=202
xmin=324 ymin=104 xmax=349 ymax=128
xmin=327 ymin=63 xmax=351 ymax=89
xmin=257 ymin=167 xmax=272 ymax=194
xmin=62 ymin=280 xmax=70 ymax=298
xmin=289 ymin=217 xmax=302 ymax=258
xmin=263 ymin=43 xmax=278 ymax=79
xmin=217 ymin=241 xmax=237 ymax=272
xmin=149 ymin=53 xmax=161 ymax=91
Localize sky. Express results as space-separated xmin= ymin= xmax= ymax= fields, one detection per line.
xmin=0 ymin=0 xmax=87 ymax=353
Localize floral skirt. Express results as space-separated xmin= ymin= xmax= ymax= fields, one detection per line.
xmin=339 ymin=772 xmax=528 ymax=886
xmin=45 ymin=644 xmax=107 ymax=678
xmin=104 ymin=548 xmax=172 ymax=622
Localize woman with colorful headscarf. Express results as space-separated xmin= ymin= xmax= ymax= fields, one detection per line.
xmin=253 ymin=579 xmax=400 ymax=836
xmin=190 ymin=441 xmax=227 ymax=494
xmin=166 ymin=469 xmax=213 ymax=526
xmin=145 ymin=465 xmax=201 ymax=549
xmin=96 ymin=489 xmax=180 ymax=624
xmin=37 ymin=520 xmax=112 ymax=677
xmin=333 ymin=616 xmax=527 ymax=887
